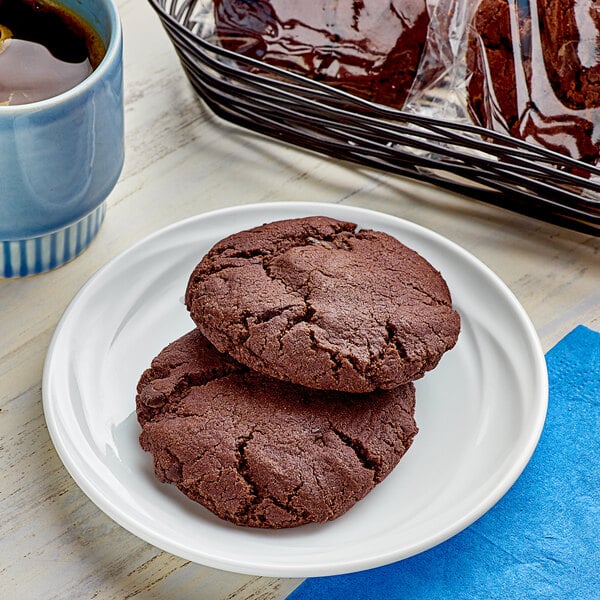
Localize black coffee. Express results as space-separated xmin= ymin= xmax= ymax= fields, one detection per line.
xmin=0 ymin=0 xmax=106 ymax=105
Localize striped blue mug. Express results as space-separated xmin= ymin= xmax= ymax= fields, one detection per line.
xmin=0 ymin=0 xmax=124 ymax=277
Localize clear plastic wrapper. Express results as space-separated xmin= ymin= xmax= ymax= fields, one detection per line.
xmin=191 ymin=0 xmax=600 ymax=164
xmin=148 ymin=0 xmax=600 ymax=232
xmin=196 ymin=0 xmax=432 ymax=110
xmin=415 ymin=0 xmax=600 ymax=167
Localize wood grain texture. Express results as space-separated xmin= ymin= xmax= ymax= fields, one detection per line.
xmin=0 ymin=1 xmax=598 ymax=598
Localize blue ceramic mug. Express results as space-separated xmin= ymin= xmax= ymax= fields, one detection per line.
xmin=0 ymin=0 xmax=124 ymax=278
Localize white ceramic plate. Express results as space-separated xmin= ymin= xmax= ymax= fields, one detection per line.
xmin=43 ymin=202 xmax=548 ymax=577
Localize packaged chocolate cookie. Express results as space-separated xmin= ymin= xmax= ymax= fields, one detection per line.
xmin=464 ymin=0 xmax=600 ymax=166
xmin=210 ymin=0 xmax=432 ymax=110
xmin=190 ymin=0 xmax=600 ymax=165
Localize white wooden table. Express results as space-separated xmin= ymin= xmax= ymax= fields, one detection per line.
xmin=1 ymin=1 xmax=599 ymax=598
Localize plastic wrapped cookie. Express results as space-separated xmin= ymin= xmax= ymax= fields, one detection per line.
xmin=213 ymin=0 xmax=431 ymax=109
xmin=466 ymin=0 xmax=600 ymax=164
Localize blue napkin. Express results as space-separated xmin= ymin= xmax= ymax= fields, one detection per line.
xmin=287 ymin=325 xmax=600 ymax=600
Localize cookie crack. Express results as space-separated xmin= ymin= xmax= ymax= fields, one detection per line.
xmin=160 ymin=447 xmax=183 ymax=483
xmin=235 ymin=427 xmax=266 ymax=520
xmin=140 ymin=368 xmax=241 ymax=422
xmin=235 ymin=429 xmax=305 ymax=524
xmin=309 ymin=463 xmax=337 ymax=520
xmin=308 ymin=328 xmax=360 ymax=381
xmin=386 ymin=273 xmax=452 ymax=309
xmin=140 ymin=359 xmax=204 ymax=406
xmin=236 ymin=428 xmax=257 ymax=485
xmin=207 ymin=224 xmax=358 ymax=281
xmin=306 ymin=232 xmax=355 ymax=251
xmin=384 ymin=322 xmax=408 ymax=359
xmin=194 ymin=248 xmax=272 ymax=278
xmin=277 ymin=304 xmax=316 ymax=344
xmin=331 ymin=346 xmax=365 ymax=380
xmin=330 ymin=425 xmax=378 ymax=482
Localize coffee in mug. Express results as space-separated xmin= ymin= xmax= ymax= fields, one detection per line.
xmin=0 ymin=0 xmax=123 ymax=277
xmin=0 ymin=0 xmax=106 ymax=105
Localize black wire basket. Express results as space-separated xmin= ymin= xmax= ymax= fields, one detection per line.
xmin=147 ymin=0 xmax=600 ymax=235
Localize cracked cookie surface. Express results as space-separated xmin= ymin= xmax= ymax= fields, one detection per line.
xmin=136 ymin=329 xmax=418 ymax=528
xmin=185 ymin=216 xmax=460 ymax=392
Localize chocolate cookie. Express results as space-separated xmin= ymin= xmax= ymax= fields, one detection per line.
xmin=466 ymin=0 xmax=600 ymax=164
xmin=213 ymin=0 xmax=430 ymax=109
xmin=137 ymin=329 xmax=418 ymax=528
xmin=536 ymin=0 xmax=600 ymax=111
xmin=185 ymin=216 xmax=460 ymax=393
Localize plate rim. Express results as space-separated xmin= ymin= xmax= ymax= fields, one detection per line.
xmin=42 ymin=201 xmax=549 ymax=577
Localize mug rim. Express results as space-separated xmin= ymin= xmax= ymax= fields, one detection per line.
xmin=0 ymin=0 xmax=122 ymax=113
